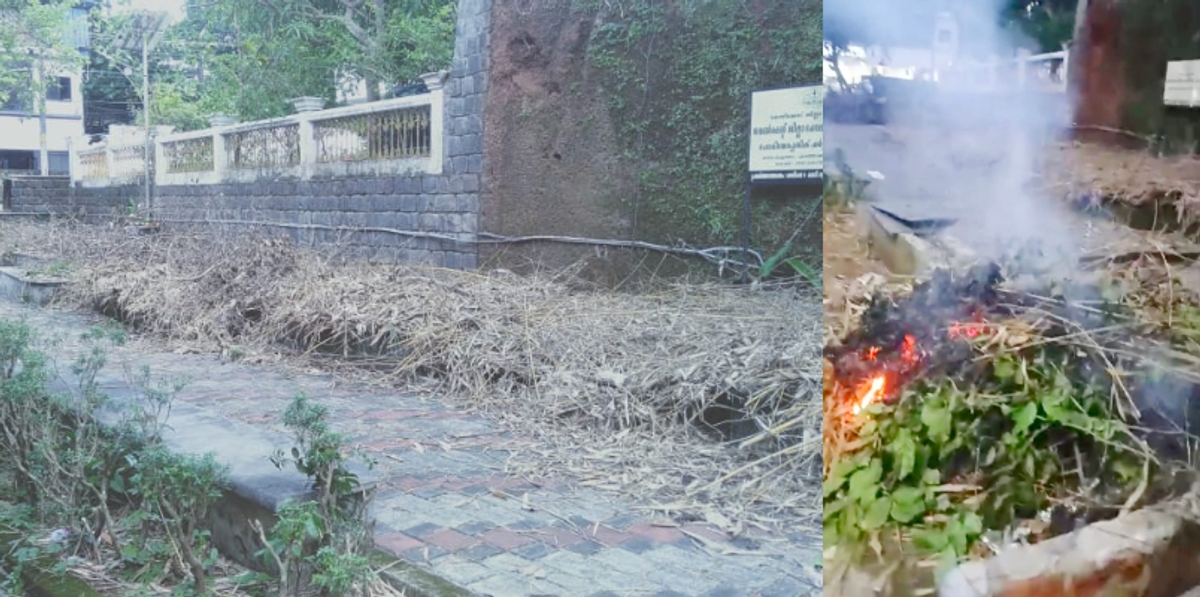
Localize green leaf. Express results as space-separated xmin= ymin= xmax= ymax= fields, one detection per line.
xmin=921 ymin=400 xmax=953 ymax=444
xmin=861 ymin=496 xmax=892 ymax=530
xmin=889 ymin=487 xmax=927 ymax=523
xmin=1012 ymin=401 xmax=1038 ymax=435
xmin=823 ymin=458 xmax=859 ymax=497
xmin=993 ymin=357 xmax=1016 ymax=381
xmin=847 ymin=459 xmax=882 ymax=504
xmin=922 ymin=468 xmax=942 ymax=486
xmin=892 ymin=429 xmax=917 ymax=481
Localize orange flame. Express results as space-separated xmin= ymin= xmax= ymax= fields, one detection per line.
xmin=853 ymin=375 xmax=886 ymax=415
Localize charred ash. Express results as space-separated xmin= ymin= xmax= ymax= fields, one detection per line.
xmin=825 ymin=263 xmax=1010 ymax=406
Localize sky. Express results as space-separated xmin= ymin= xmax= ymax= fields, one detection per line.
xmin=108 ymin=0 xmax=187 ymax=25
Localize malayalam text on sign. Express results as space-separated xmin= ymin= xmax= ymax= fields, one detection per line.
xmin=749 ymin=86 xmax=822 ymax=181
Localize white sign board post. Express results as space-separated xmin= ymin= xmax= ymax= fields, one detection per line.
xmin=748 ymin=85 xmax=823 ymax=184
xmin=1165 ymin=60 xmax=1200 ymax=108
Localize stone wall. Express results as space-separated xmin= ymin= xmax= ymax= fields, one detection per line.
xmin=154 ymin=176 xmax=480 ymax=268
xmin=7 ymin=176 xmax=78 ymax=214
xmin=15 ymin=0 xmax=490 ymax=270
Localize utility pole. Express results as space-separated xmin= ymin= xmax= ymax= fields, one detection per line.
xmin=142 ymin=30 xmax=150 ymax=217
xmin=37 ymin=61 xmax=48 ymax=175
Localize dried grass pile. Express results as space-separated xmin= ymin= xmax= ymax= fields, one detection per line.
xmin=0 ymin=220 xmax=822 ymax=530
xmin=1043 ymin=143 xmax=1200 ymax=221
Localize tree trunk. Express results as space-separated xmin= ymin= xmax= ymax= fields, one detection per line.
xmin=1070 ymin=0 xmax=1131 ymax=145
xmin=365 ymin=76 xmax=380 ymax=101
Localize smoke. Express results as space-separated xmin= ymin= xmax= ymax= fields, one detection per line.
xmin=825 ymin=0 xmax=1080 ymax=274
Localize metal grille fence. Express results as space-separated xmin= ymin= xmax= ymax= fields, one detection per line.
xmin=314 ymin=105 xmax=432 ymax=163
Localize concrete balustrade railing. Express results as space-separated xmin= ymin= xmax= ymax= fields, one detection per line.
xmin=71 ymin=70 xmax=448 ymax=188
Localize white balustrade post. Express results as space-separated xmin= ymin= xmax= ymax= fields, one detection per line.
xmin=104 ymin=145 xmax=115 ymax=187
xmin=298 ymin=114 xmax=316 ymax=180
xmin=212 ymin=130 xmax=228 ymax=180
xmin=154 ymin=138 xmax=167 ymax=187
xmin=423 ymin=70 xmax=448 ymax=175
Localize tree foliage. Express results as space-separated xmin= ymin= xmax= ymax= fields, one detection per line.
xmin=1001 ymin=0 xmax=1077 ymax=52
xmin=173 ymin=0 xmax=455 ymax=124
xmin=586 ymin=0 xmax=822 ymax=251
xmin=82 ymin=0 xmax=456 ymax=130
xmin=0 ymin=0 xmax=85 ymax=109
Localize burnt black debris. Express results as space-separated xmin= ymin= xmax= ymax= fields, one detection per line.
xmin=826 ymin=263 xmax=1006 ymax=400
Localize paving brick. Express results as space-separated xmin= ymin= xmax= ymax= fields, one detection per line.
xmin=629 ymin=522 xmax=687 ymax=545
xmin=481 ymin=527 xmax=534 ymax=550
xmin=538 ymin=525 xmax=584 ymax=548
xmin=460 ymin=543 xmax=504 ymax=561
xmin=400 ymin=545 xmax=448 ymax=564
xmin=428 ymin=555 xmax=495 ymax=586
xmin=584 ymin=524 xmax=630 ymax=547
xmin=375 ymin=531 xmax=424 ymax=555
xmin=758 ymin=577 xmax=807 ymax=597
xmin=402 ymin=522 xmax=442 ymax=538
xmin=425 ymin=528 xmax=478 ymax=552
xmin=564 ymin=539 xmax=604 ymax=555
xmin=466 ymin=571 xmax=564 ymax=597
xmin=458 ymin=520 xmax=498 ymax=536
xmin=602 ymin=512 xmax=642 ymax=530
xmin=510 ymin=540 xmax=555 ymax=561
xmin=620 ymin=536 xmax=656 ymax=554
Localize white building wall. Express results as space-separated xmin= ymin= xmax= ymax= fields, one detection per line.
xmin=0 ymin=69 xmax=85 ymax=169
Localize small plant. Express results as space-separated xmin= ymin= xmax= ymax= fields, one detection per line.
xmin=258 ymin=395 xmax=375 ymax=597
xmin=0 ymin=318 xmax=229 ymax=595
xmin=131 ymin=448 xmax=227 ymax=594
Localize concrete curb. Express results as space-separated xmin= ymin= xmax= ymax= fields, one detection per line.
xmin=938 ymin=504 xmax=1200 ymax=597
xmin=856 ymin=202 xmax=978 ymax=276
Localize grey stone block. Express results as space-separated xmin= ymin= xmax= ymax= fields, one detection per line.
xmin=467 ymin=155 xmax=483 ymax=174
xmin=421 ymin=176 xmax=438 ymax=194
xmin=460 ymin=252 xmax=478 ymax=270
xmin=399 ymin=195 xmax=418 ymax=212
xmin=462 ymin=175 xmax=479 ymax=193
xmin=460 ymin=133 xmax=481 ymax=156
xmin=449 ymin=98 xmax=466 ymax=118
xmin=434 ymin=194 xmax=457 ymax=212
xmin=465 ymin=95 xmax=482 ymax=117
xmin=419 ymin=213 xmax=439 ymax=231
xmin=456 ymin=195 xmax=478 ymax=213
xmin=396 ymin=213 xmax=414 ymax=230
xmin=370 ymin=195 xmax=400 ymax=212
xmin=397 ymin=177 xmax=422 ymax=194
xmin=452 ymin=157 xmax=468 ymax=174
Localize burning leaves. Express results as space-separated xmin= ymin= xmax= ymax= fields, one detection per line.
xmin=823 ymin=262 xmax=1176 ymax=583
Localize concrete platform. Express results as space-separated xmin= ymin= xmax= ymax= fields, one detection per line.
xmin=0 ymin=266 xmax=66 ymax=306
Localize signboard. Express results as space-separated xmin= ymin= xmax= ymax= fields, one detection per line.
xmin=749 ymin=85 xmax=822 ymax=184
xmin=1165 ymin=60 xmax=1200 ymax=108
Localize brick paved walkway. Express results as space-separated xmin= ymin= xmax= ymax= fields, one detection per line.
xmin=0 ymin=300 xmax=821 ymax=597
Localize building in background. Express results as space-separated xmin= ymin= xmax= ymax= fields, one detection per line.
xmin=0 ymin=4 xmax=92 ymax=176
